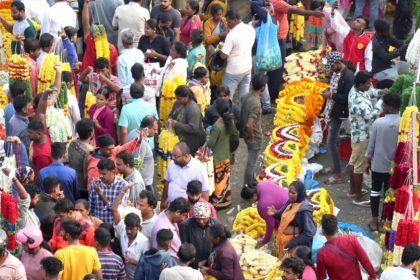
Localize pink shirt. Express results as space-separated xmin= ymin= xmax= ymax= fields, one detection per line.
xmin=0 ymin=253 xmax=26 ymax=280
xmin=302 ymin=265 xmax=317 ymax=280
xmin=21 ymin=248 xmax=53 ymax=280
xmin=150 ymin=211 xmax=181 ymax=257
xmin=29 ymin=57 xmax=38 ymax=97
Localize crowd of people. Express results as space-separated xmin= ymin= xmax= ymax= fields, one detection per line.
xmin=0 ymin=0 xmax=417 ymax=279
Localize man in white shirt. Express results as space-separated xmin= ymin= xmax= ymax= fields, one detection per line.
xmin=41 ymin=0 xmax=77 ymax=37
xmin=138 ymin=190 xmax=158 ymax=240
xmin=161 ymin=142 xmax=209 ymax=209
xmin=21 ymin=0 xmax=50 ymax=25
xmin=112 ymin=183 xmax=150 ymax=280
xmin=219 ymin=9 xmax=255 ymax=101
xmin=117 ymin=29 xmax=145 ymax=87
xmin=112 ymin=0 xmax=150 ymax=52
xmin=380 ymin=244 xmax=420 ymax=280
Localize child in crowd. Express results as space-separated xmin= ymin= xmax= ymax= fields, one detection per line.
xmin=40 ymin=257 xmax=63 ymax=280
xmin=88 ymin=88 xmax=117 ymax=146
xmin=135 ymin=229 xmax=177 ymax=279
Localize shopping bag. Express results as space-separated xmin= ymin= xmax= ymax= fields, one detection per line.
xmin=255 ymin=15 xmax=282 ymax=72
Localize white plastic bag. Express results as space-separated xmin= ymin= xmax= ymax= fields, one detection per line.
xmin=354 ymin=232 xmax=382 ymax=272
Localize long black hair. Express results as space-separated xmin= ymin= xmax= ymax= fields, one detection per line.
xmin=175 ymin=85 xmax=197 ymax=103
xmin=295 ymin=246 xmax=318 ymax=279
xmin=214 ymin=99 xmax=234 ymax=134
xmin=290 ymin=180 xmax=306 ymax=203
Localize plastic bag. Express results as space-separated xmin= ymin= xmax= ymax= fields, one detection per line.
xmin=312 ymin=227 xmax=327 ymax=263
xmin=255 ymin=15 xmax=282 ymax=72
xmin=354 ymin=232 xmax=383 ymax=272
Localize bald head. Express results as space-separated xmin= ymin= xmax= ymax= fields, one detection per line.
xmin=174 ymin=142 xmax=191 ymax=156
xmin=172 ymin=142 xmax=191 ymax=167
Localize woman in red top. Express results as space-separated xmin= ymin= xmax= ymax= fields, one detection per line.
xmin=180 ymin=0 xmax=202 ymax=46
xmin=88 ymin=88 xmax=117 ymax=146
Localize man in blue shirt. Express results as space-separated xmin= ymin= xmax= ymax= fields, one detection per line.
xmin=8 ymin=95 xmax=31 ymax=150
xmin=4 ymin=81 xmax=26 ymax=136
xmin=118 ymin=83 xmax=158 ymax=144
xmin=38 ymin=142 xmax=79 ymax=203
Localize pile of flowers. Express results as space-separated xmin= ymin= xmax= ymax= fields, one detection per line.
xmin=38 ymin=54 xmax=61 ymax=93
xmin=0 ymin=71 xmax=9 ymax=109
xmin=307 ymin=188 xmax=335 ymax=224
xmin=230 ymin=234 xmax=270 ymax=255
xmin=232 ymin=207 xmax=266 ymax=239
xmin=92 ymin=24 xmax=110 ymax=60
xmin=159 ymin=76 xmax=186 ymax=126
xmin=283 ymin=50 xmax=325 ymax=82
xmin=9 ymin=54 xmax=32 ymax=100
xmin=156 ymin=129 xmax=180 ymax=193
xmin=0 ymin=0 xmax=13 ymax=64
xmin=240 ymin=250 xmax=278 ymax=279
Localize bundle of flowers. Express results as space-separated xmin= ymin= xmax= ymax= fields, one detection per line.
xmin=57 ymin=82 xmax=69 ymax=116
xmin=232 ymin=207 xmax=266 ymax=239
xmin=289 ymin=2 xmax=304 ymax=41
xmin=0 ymin=0 xmax=13 ymax=62
xmin=45 ymin=106 xmax=72 ymax=143
xmin=1 ymin=191 xmax=18 ymax=250
xmin=159 ymin=76 xmax=186 ymax=126
xmin=84 ymin=91 xmax=96 ymax=118
xmin=240 ymin=250 xmax=278 ymax=280
xmin=156 ymin=129 xmax=179 ymax=193
xmin=9 ymin=54 xmax=32 ymax=100
xmin=231 ymin=234 xmax=270 ymax=255
xmin=274 ymin=81 xmax=326 ymax=130
xmin=388 ymin=186 xmax=419 ymax=265
xmin=263 ymin=140 xmax=300 ymax=168
xmin=283 ymin=50 xmax=325 ymax=82
xmin=307 ymin=188 xmax=335 ymax=224
xmin=38 ymin=54 xmax=61 ymax=93
xmin=91 ymin=24 xmax=110 ymax=60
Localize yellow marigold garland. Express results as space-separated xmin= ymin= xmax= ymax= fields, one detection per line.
xmin=307 ymin=188 xmax=334 ymax=224
xmin=159 ymin=76 xmax=186 ymax=126
xmin=38 ymin=54 xmax=61 ymax=93
xmin=156 ymin=129 xmax=180 ymax=193
xmin=84 ymin=91 xmax=96 ymax=117
xmin=92 ymin=24 xmax=110 ymax=60
xmin=0 ymin=0 xmax=13 ymax=62
xmin=232 ymin=207 xmax=266 ymax=239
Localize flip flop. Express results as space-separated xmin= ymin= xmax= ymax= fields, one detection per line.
xmin=352 ymin=199 xmax=371 ymax=208
xmin=367 ymin=222 xmax=379 ymax=232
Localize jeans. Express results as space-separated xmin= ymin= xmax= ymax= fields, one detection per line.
xmin=244 ymin=138 xmax=262 ymax=186
xmin=222 ymin=70 xmax=252 ymax=101
xmin=370 ymin=171 xmax=389 ymax=218
xmin=354 ymin=0 xmax=379 ymax=30
xmin=267 ymin=39 xmax=287 ymax=102
xmin=327 ymin=118 xmax=342 ymax=174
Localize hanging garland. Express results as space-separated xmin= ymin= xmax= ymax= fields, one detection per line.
xmin=156 ymin=129 xmax=180 ymax=192
xmin=159 ymin=76 xmax=186 ymax=126
xmin=38 ymin=54 xmax=61 ymax=93
xmin=92 ymin=24 xmax=110 ymax=60
xmin=0 ymin=0 xmax=13 ymax=63
xmin=9 ymin=54 xmax=32 ymax=101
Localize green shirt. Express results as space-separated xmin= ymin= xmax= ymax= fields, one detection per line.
xmin=239 ymin=93 xmax=262 ymax=140
xmin=186 ymin=44 xmax=206 ymax=78
xmin=11 ymin=18 xmax=36 ymax=54
xmin=206 ymin=120 xmax=231 ymax=164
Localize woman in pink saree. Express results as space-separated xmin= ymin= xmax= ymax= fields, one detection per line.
xmin=180 ymin=0 xmax=202 ymax=46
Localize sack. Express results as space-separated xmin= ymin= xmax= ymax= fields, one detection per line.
xmin=255 ymin=15 xmax=282 ymax=72
xmin=354 ymin=233 xmax=382 ymax=272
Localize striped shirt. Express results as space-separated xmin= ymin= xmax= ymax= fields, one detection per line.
xmin=98 ymin=251 xmax=126 ymax=280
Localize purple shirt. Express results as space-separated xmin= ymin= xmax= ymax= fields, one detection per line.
xmin=150 ymin=211 xmax=181 ymax=257
xmin=257 ymin=180 xmax=289 ymax=244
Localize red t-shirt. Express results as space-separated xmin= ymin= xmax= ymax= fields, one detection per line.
xmin=272 ymin=0 xmax=291 ymax=40
xmin=32 ymin=125 xmax=52 ymax=174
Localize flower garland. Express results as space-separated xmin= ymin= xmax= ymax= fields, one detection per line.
xmin=159 ymin=76 xmax=186 ymax=126
xmin=156 ymin=129 xmax=180 ymax=192
xmin=38 ymin=54 xmax=61 ymax=93
xmin=231 ymin=234 xmax=270 ymax=255
xmin=56 ymin=82 xmax=69 ymax=116
xmin=84 ymin=91 xmax=96 ymax=118
xmin=289 ymin=2 xmax=304 ymax=41
xmin=240 ymin=250 xmax=278 ymax=279
xmin=0 ymin=71 xmax=9 ymax=109
xmin=307 ymin=188 xmax=334 ymax=224
xmin=45 ymin=106 xmax=72 ymax=143
xmin=1 ymin=191 xmax=18 ymax=251
xmin=232 ymin=207 xmax=266 ymax=239
xmin=92 ymin=24 xmax=110 ymax=60
xmin=9 ymin=54 xmax=32 ymax=101
xmin=271 ymin=124 xmax=310 ymax=157
xmin=283 ymin=50 xmax=325 ymax=82
xmin=0 ymin=0 xmax=13 ymax=63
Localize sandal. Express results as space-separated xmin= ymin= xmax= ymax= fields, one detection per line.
xmin=324 ymin=176 xmax=343 ymax=185
xmin=368 ymin=222 xmax=379 ymax=232
xmin=352 ymin=199 xmax=371 ymax=208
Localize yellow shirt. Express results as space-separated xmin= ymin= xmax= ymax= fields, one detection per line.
xmin=54 ymin=245 xmax=101 ymax=280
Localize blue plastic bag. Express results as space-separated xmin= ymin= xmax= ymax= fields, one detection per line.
xmin=255 ymin=14 xmax=282 ymax=72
